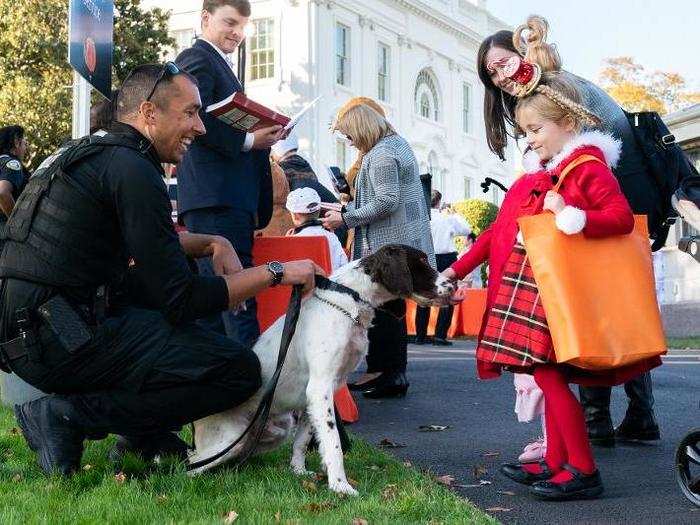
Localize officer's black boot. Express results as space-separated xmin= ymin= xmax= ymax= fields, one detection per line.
xmin=109 ymin=432 xmax=190 ymax=464
xmin=616 ymin=372 xmax=660 ymax=442
xmin=578 ymin=386 xmax=615 ymax=447
xmin=14 ymin=395 xmax=86 ymax=476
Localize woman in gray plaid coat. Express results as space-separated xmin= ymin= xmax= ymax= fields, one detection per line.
xmin=322 ymin=100 xmax=435 ymax=398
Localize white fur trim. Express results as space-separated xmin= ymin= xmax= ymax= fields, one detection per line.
xmin=555 ymin=206 xmax=587 ymax=235
xmin=545 ymin=130 xmax=621 ymax=171
xmin=522 ymin=150 xmax=543 ymax=174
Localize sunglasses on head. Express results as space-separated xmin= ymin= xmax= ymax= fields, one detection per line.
xmin=145 ymin=61 xmax=181 ymax=102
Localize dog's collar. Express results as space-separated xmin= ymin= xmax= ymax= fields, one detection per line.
xmin=313 ymin=275 xmax=373 ymax=326
xmin=314 ymin=275 xmax=372 ymax=307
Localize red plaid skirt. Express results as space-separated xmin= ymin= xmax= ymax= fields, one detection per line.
xmin=476 ymin=243 xmax=555 ymax=369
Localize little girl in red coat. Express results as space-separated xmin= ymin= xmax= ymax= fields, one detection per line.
xmin=444 ymin=67 xmax=660 ymax=500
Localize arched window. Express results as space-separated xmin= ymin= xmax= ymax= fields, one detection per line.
xmin=414 ymin=68 xmax=440 ymax=121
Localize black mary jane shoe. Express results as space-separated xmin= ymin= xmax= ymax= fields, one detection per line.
xmin=362 ymin=372 xmax=409 ymax=399
xmin=500 ymin=460 xmax=554 ymax=486
xmin=347 ymin=374 xmax=385 ymax=392
xmin=529 ymin=464 xmax=604 ymax=501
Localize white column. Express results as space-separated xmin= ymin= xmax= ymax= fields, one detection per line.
xmin=72 ymin=72 xmax=92 ymax=139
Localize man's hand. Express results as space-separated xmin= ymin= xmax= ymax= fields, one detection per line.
xmin=211 ymin=236 xmax=243 ymax=276
xmin=252 ymin=125 xmax=285 ymax=150
xmin=321 ymin=210 xmax=344 ymax=231
xmin=281 ymin=259 xmax=326 ymax=294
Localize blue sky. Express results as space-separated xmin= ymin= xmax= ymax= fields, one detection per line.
xmin=485 ymin=0 xmax=699 ymax=90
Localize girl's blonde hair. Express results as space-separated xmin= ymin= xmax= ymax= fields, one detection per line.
xmin=513 ymin=15 xmax=562 ymax=73
xmin=515 ymin=72 xmax=601 ymax=132
xmin=331 ymin=97 xmax=394 ymax=195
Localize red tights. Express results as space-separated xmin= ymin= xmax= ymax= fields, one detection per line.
xmin=522 ymin=365 xmax=596 ymax=483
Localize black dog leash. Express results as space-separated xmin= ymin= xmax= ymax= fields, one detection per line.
xmin=187 ymin=283 xmax=305 ymax=471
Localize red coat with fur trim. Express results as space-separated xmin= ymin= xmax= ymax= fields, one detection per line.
xmin=452 ymin=131 xmax=656 ymax=382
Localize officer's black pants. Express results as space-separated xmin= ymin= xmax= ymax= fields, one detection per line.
xmin=7 ymin=308 xmax=262 ymax=436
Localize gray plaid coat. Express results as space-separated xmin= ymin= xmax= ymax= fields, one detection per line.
xmin=343 ymin=134 xmax=436 ymax=268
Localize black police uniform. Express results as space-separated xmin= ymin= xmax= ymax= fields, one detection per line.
xmin=0 ymin=153 xmax=29 ymax=228
xmin=0 ymin=122 xmax=261 ymax=438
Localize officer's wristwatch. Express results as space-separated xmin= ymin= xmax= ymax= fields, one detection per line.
xmin=266 ymin=261 xmax=284 ymax=287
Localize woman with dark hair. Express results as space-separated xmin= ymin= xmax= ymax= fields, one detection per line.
xmin=0 ymin=125 xmax=30 ymax=229
xmin=476 ymin=15 xmax=659 ymax=451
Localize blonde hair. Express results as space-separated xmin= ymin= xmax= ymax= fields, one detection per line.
xmin=332 ymin=97 xmax=393 ymax=195
xmin=515 ymin=72 xmax=601 ymax=131
xmin=513 ymin=15 xmax=562 ymax=73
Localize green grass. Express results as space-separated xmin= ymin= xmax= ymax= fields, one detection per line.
xmin=0 ymin=408 xmax=494 ymax=525
xmin=667 ymin=336 xmax=700 ymax=349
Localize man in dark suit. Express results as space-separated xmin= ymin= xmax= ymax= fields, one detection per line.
xmin=176 ymin=0 xmax=284 ymax=346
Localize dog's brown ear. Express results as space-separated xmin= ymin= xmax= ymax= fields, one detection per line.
xmin=361 ymin=245 xmax=413 ymax=296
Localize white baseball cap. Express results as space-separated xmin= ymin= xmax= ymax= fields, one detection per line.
xmin=271 ymin=130 xmax=299 ymax=158
xmin=286 ymin=187 xmax=321 ymax=214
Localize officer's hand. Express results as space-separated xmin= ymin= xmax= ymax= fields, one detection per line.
xmin=252 ymin=125 xmax=285 ymax=150
xmin=281 ymin=259 xmax=326 ymax=295
xmin=211 ymin=237 xmax=243 ymax=276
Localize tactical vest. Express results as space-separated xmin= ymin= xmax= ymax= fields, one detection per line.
xmin=0 ymin=133 xmax=154 ymax=289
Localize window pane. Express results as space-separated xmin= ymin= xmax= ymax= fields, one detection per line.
xmin=248 ymin=18 xmax=275 ymax=80
xmin=336 ymin=24 xmax=350 ymax=86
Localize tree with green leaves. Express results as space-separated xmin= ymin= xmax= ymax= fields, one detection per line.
xmin=0 ymin=0 xmax=174 ymax=167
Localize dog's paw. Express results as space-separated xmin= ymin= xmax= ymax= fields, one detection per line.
xmin=329 ymin=479 xmax=358 ymax=496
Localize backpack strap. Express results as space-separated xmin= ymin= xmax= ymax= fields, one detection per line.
xmin=552 ymin=154 xmax=606 ymax=194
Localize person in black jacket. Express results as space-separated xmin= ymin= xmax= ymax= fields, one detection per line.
xmin=271 ymin=131 xmax=347 ymax=245
xmin=0 ymin=64 xmax=321 ymax=476
xmin=0 ymin=125 xmax=30 ymax=231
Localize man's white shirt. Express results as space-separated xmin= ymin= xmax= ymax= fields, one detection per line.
xmin=430 ymin=208 xmax=471 ymax=254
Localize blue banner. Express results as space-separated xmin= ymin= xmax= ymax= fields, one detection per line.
xmin=68 ymin=0 xmax=114 ymax=98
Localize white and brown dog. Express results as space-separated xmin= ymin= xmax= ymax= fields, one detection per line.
xmin=188 ymin=244 xmax=455 ymax=495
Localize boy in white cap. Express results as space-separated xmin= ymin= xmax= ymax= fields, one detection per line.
xmin=286 ymin=187 xmax=348 ymax=272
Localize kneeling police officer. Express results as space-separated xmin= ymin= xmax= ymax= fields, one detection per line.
xmin=0 ymin=64 xmax=321 ymax=475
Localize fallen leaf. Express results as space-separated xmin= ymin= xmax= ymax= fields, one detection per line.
xmin=497 ymin=490 xmax=516 ymax=496
xmin=381 ymin=483 xmax=399 ymax=500
xmin=313 ymin=472 xmax=326 ymax=482
xmin=274 ymin=511 xmax=282 ymax=522
xmin=403 ymin=460 xmax=413 ymax=468
xmin=348 ymin=478 xmax=358 ymax=487
xmin=352 ymin=519 xmax=369 ymax=525
xmin=482 ymin=452 xmax=500 ymax=458
xmin=83 ymin=464 xmax=92 ymax=471
xmin=301 ymin=479 xmax=317 ymax=492
xmin=156 ymin=494 xmax=168 ymax=503
xmin=472 ymin=464 xmax=488 ymax=478
xmin=12 ymin=474 xmax=22 ymax=482
xmin=486 ymin=507 xmax=512 ymax=512
xmin=418 ymin=425 xmax=450 ymax=432
xmin=369 ymin=465 xmax=380 ymax=471
xmin=8 ymin=427 xmax=20 ymax=435
xmin=222 ymin=510 xmax=239 ymax=523
xmin=301 ymin=502 xmax=334 ymax=513
xmin=114 ymin=472 xmax=127 ymax=484
xmin=378 ymin=437 xmax=407 ymax=448
xmin=435 ymin=474 xmax=455 ymax=486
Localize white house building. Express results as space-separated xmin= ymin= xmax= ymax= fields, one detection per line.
xmin=656 ymin=104 xmax=700 ymax=304
xmin=142 ymin=0 xmax=515 ymax=205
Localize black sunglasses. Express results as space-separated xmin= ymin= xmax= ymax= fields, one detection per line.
xmin=144 ymin=61 xmax=181 ymax=102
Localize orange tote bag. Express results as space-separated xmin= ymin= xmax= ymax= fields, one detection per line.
xmin=517 ymin=155 xmax=666 ymax=370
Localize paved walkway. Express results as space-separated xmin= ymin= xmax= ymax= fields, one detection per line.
xmin=351 ymin=340 xmax=700 ymax=524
